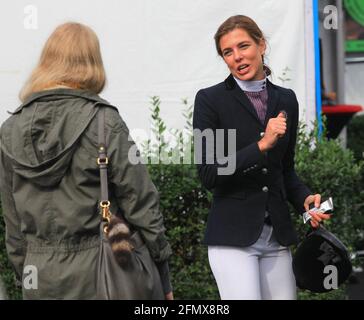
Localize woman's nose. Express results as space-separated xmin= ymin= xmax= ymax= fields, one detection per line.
xmin=233 ymin=49 xmax=242 ymax=62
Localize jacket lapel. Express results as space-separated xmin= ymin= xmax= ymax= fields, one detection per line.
xmin=225 ymin=74 xmax=262 ymax=127
xmin=264 ymin=79 xmax=281 ymax=127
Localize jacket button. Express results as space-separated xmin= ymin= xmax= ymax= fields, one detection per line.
xmin=262 ymin=186 xmax=269 ymax=193
xmin=260 ymin=132 xmax=265 ymax=138
xmin=262 ymin=168 xmax=268 ymax=174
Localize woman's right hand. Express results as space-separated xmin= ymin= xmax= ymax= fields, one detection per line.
xmin=258 ymin=112 xmax=287 ymax=152
xmin=165 ymin=291 xmax=174 ymax=300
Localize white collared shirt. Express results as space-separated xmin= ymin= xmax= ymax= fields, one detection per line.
xmin=233 ymin=76 xmax=267 ymax=92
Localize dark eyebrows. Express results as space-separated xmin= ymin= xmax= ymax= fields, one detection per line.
xmin=222 ymin=48 xmax=232 ymax=55
xmin=237 ymin=41 xmax=251 ymax=46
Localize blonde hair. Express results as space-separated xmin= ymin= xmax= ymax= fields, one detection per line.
xmin=20 ymin=22 xmax=106 ymax=101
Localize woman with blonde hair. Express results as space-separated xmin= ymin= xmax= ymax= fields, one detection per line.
xmin=0 ymin=22 xmax=173 ymax=300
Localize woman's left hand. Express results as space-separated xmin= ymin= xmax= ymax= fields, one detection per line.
xmin=304 ymin=194 xmax=331 ymax=228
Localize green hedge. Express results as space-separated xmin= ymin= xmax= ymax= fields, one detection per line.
xmin=294 ymin=122 xmax=364 ymax=252
xmin=141 ymin=97 xmax=219 ymax=299
xmin=293 ymin=122 xmax=364 ymax=300
xmin=347 ymin=114 xmax=364 ymax=162
xmin=1 ymin=98 xmax=363 ymax=300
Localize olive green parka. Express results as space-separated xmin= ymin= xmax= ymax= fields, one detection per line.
xmin=0 ymin=89 xmax=172 ymax=299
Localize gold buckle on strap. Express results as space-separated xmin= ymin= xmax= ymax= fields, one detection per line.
xmin=100 ymin=200 xmax=111 ymax=221
xmin=97 ymin=157 xmax=109 ymax=165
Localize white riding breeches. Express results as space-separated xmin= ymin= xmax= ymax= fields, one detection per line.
xmin=208 ymin=223 xmax=297 ymax=300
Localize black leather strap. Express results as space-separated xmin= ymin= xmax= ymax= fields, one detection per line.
xmin=97 ymin=107 xmax=130 ymax=228
xmin=98 ymin=108 xmax=109 ymax=203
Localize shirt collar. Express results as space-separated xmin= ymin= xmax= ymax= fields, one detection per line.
xmin=233 ymin=76 xmax=267 ymax=93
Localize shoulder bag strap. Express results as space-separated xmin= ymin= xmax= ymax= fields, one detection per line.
xmin=97 ymin=107 xmax=111 ymax=229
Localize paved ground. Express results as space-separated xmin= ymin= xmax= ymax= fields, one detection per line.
xmin=0 ymin=278 xmax=8 ymax=300
xmin=347 ymin=267 xmax=364 ymax=300
xmin=0 ymin=269 xmax=362 ymax=300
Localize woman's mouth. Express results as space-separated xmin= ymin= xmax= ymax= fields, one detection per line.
xmin=237 ymin=64 xmax=250 ymax=74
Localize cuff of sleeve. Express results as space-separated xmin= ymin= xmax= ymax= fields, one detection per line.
xmin=148 ymin=238 xmax=172 ymax=263
xmin=235 ymin=142 xmax=266 ymax=170
xmin=298 ymin=190 xmax=313 ymax=215
xmin=155 ymin=260 xmax=172 ymax=295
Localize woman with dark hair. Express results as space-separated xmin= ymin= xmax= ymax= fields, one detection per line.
xmin=193 ymin=15 xmax=330 ymax=300
xmin=0 ymin=22 xmax=173 ymax=300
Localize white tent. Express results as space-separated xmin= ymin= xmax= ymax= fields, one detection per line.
xmin=0 ymin=0 xmax=318 ymax=141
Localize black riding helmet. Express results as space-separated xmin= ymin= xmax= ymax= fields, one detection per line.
xmin=292 ymin=225 xmax=352 ymax=293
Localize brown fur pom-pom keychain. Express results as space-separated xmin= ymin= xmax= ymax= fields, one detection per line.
xmin=107 ymin=215 xmax=134 ymax=267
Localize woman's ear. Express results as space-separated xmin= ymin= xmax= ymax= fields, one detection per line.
xmin=259 ymin=39 xmax=267 ymax=56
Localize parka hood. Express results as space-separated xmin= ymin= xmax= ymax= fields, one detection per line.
xmin=0 ymin=89 xmax=114 ymax=187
